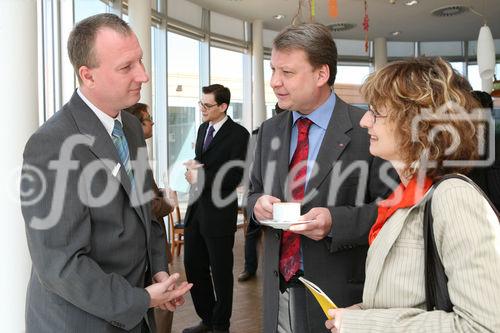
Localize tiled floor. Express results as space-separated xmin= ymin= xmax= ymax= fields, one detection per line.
xmin=169 ymin=226 xmax=263 ymax=333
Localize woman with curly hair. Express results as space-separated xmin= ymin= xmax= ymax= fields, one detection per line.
xmin=325 ymin=57 xmax=500 ymax=332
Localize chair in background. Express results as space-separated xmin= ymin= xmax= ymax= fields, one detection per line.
xmin=236 ymin=186 xmax=249 ymax=235
xmin=167 ymin=190 xmax=185 ymax=256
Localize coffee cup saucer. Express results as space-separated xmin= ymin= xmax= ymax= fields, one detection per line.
xmin=259 ymin=219 xmax=312 ymax=230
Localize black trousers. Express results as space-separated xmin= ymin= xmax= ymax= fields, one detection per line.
xmin=184 ymin=216 xmax=235 ymax=330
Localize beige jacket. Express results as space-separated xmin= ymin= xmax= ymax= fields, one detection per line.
xmin=340 ymin=178 xmax=500 ymax=333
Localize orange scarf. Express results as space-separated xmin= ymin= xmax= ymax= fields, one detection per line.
xmin=368 ymin=176 xmax=433 ymax=246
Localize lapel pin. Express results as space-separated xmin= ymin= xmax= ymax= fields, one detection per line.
xmin=338 ymin=143 xmax=345 ymax=147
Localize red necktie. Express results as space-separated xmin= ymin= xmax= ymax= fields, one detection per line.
xmin=279 ymin=118 xmax=313 ymax=282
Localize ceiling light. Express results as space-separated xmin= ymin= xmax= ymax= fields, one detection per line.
xmin=405 ymin=0 xmax=418 ymax=6
xmin=431 ymin=5 xmax=469 ymax=17
xmin=273 ymin=14 xmax=285 ymax=20
xmin=392 ymin=31 xmax=401 ymax=36
xmin=327 ymin=23 xmax=357 ymax=32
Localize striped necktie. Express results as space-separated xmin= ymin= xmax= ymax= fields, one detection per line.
xmin=112 ymin=119 xmax=134 ymax=187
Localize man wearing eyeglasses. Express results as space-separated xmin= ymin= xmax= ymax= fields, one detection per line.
xmin=182 ymin=84 xmax=249 ymax=333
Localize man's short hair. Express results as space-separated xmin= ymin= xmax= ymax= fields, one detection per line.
xmin=124 ymin=103 xmax=148 ymax=121
xmin=273 ymin=23 xmax=337 ymax=86
xmin=67 ymin=13 xmax=132 ymax=82
xmin=202 ymin=84 xmax=231 ymax=112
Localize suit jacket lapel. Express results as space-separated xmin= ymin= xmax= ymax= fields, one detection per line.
xmin=305 ymin=96 xmax=352 ymax=194
xmin=362 ymin=208 xmax=409 ymax=307
xmin=68 ymin=92 xmax=145 ymax=226
xmin=122 ymin=116 xmax=149 ymax=226
xmin=278 ymin=113 xmax=292 ymax=201
xmin=362 ymin=195 xmax=431 ymax=307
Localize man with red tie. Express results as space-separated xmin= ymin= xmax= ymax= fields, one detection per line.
xmin=247 ymin=23 xmax=396 ymax=333
xmin=183 ymin=84 xmax=249 ymax=333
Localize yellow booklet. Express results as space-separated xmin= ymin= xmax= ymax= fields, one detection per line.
xmin=298 ymin=276 xmax=337 ymax=320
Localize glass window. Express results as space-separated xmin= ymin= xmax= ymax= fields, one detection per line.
xmin=264 ymin=59 xmax=278 ymax=119
xmin=420 ymin=41 xmax=463 ymax=57
xmin=450 ymin=62 xmax=465 ymax=76
xmin=336 ymin=65 xmax=371 ymax=85
xmin=387 ymin=41 xmax=415 ymax=58
xmin=167 ymin=32 xmax=200 ymax=194
xmin=74 ymin=0 xmax=108 ymax=23
xmin=467 ymin=63 xmax=500 ymax=91
xmin=335 ymin=39 xmax=370 ymax=57
xmin=210 ymin=46 xmax=244 ymax=124
xmin=468 ymin=39 xmax=500 ymax=57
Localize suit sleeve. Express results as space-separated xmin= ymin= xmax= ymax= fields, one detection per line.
xmin=327 ymin=157 xmax=397 ymax=251
xmin=21 ymin=131 xmax=150 ymax=331
xmin=246 ymin=124 xmax=265 ymax=220
xmin=339 ymin=181 xmax=500 ymax=332
xmin=150 ymin=178 xmax=169 ymax=275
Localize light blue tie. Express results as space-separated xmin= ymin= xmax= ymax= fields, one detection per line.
xmin=112 ymin=120 xmax=134 ymax=187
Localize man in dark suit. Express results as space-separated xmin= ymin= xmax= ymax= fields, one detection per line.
xmin=182 ymin=84 xmax=249 ymax=333
xmin=247 ymin=23 xmax=395 ymax=332
xmin=20 ymin=14 xmax=191 ymax=333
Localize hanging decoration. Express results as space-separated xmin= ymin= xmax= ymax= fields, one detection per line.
xmin=328 ymin=0 xmax=338 ymax=18
xmin=292 ymin=0 xmax=305 ymax=25
xmin=362 ymin=0 xmax=369 ymax=53
xmin=292 ymin=0 xmax=318 ymax=25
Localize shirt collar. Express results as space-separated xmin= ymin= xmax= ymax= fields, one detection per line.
xmin=210 ymin=115 xmax=228 ymax=134
xmin=77 ymin=88 xmax=122 ymax=137
xmin=292 ymin=91 xmax=336 ymax=130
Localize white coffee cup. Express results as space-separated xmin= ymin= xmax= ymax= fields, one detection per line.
xmin=273 ymin=202 xmax=300 ymax=222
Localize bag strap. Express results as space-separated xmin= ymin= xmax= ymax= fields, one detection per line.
xmin=424 ymin=173 xmax=500 ymax=312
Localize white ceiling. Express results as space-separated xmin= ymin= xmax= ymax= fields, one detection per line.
xmin=187 ymin=0 xmax=500 ymax=42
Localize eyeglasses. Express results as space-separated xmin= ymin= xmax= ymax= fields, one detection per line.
xmin=142 ymin=114 xmax=153 ymax=123
xmin=367 ymin=107 xmax=388 ymax=124
xmin=198 ymin=101 xmax=219 ymax=110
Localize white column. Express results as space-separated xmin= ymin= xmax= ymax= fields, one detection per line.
xmin=374 ymin=37 xmax=388 ymax=71
xmin=60 ymin=0 xmax=76 ymax=103
xmin=128 ymin=0 xmax=152 ymax=107
xmin=0 ymin=0 xmax=38 ymax=331
xmin=128 ymin=0 xmax=153 ymax=157
xmin=252 ymin=19 xmax=266 ymax=130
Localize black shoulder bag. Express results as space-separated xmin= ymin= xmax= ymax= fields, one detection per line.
xmin=423 ymin=174 xmax=500 ymax=312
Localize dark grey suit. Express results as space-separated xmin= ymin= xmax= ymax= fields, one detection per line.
xmin=20 ymin=91 xmax=167 ymax=332
xmin=247 ymin=96 xmax=395 ymax=332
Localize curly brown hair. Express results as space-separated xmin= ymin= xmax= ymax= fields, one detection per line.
xmin=361 ymin=57 xmax=481 ymax=181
